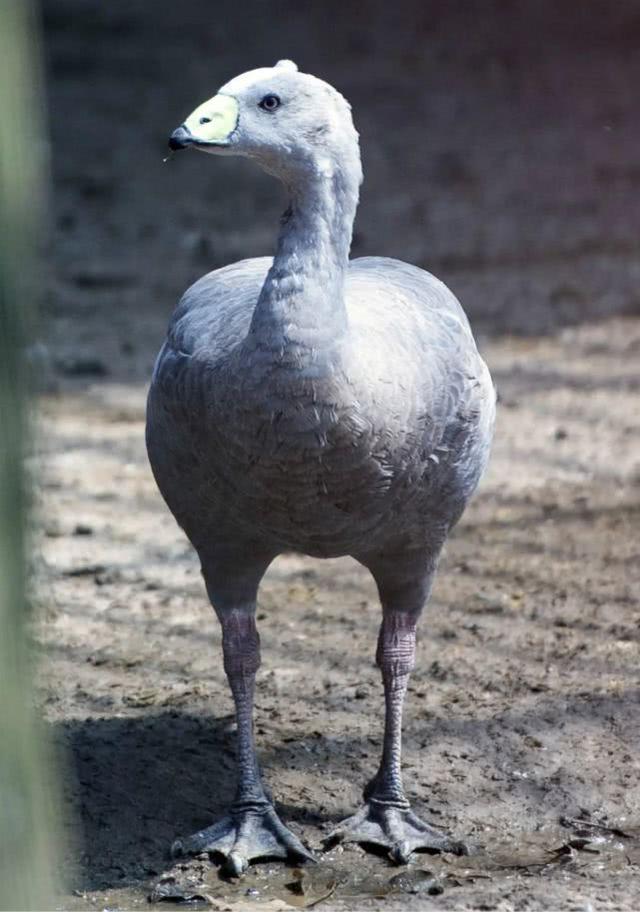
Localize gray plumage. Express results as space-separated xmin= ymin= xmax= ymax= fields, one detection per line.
xmin=147 ymin=60 xmax=495 ymax=874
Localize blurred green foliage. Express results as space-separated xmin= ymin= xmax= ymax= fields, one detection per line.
xmin=0 ymin=1 xmax=60 ymax=908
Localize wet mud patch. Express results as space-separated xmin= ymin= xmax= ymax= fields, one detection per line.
xmin=62 ymin=814 xmax=640 ymax=911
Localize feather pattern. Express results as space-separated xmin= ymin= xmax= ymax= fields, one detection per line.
xmin=147 ymin=254 xmax=495 ymax=559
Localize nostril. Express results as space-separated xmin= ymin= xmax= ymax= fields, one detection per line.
xmin=168 ymin=124 xmax=193 ymax=151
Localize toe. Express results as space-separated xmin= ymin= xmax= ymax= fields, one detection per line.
xmin=389 ymin=840 xmax=412 ymax=865
xmin=284 ymin=836 xmax=316 ymax=863
xmin=289 ymin=840 xmax=317 ymax=864
xmin=171 ymin=818 xmax=235 ymax=858
xmin=322 ymin=806 xmax=368 ymax=848
xmin=223 ymin=852 xmax=249 ymax=877
xmin=270 ymin=813 xmax=315 ymax=862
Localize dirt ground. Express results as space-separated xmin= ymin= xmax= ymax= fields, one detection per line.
xmin=34 ymin=317 xmax=640 ymax=911
xmin=34 ymin=1 xmax=639 ymax=909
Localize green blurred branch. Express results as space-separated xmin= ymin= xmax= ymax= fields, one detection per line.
xmin=0 ymin=1 xmax=59 ymax=908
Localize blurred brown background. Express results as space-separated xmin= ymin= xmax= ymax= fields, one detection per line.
xmin=43 ymin=0 xmax=640 ymax=383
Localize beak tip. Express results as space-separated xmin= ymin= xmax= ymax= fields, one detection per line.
xmin=168 ymin=125 xmax=192 ymax=151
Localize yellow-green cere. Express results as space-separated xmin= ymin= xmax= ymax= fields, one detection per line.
xmin=184 ymin=94 xmax=239 ymax=143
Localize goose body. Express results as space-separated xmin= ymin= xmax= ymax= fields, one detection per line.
xmin=146 ymin=60 xmax=495 ymax=874
xmin=148 ymin=256 xmax=492 ymax=557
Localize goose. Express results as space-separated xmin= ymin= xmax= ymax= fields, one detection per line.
xmin=146 ymin=59 xmax=496 ymax=876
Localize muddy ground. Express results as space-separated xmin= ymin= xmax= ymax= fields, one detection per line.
xmin=35 ymin=1 xmax=639 ymax=909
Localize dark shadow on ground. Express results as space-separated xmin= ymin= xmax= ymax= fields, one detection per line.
xmin=55 ymin=683 xmax=640 ymax=891
xmin=56 ymin=712 xmax=236 ymax=890
xmin=55 ymin=711 xmax=354 ymax=892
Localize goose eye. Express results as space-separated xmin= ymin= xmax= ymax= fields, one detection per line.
xmin=259 ymin=94 xmax=281 ymax=112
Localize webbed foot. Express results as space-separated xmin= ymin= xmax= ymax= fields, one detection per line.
xmin=323 ymin=798 xmax=467 ymax=864
xmin=172 ymin=801 xmax=315 ymax=876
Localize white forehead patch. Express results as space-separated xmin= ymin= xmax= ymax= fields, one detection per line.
xmin=220 ymin=67 xmax=276 ymax=95
xmin=220 ymin=62 xmax=299 ymax=97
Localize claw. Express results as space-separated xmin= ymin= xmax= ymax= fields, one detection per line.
xmin=224 ymin=852 xmax=249 ymax=877
xmin=389 ymin=840 xmax=411 ymax=865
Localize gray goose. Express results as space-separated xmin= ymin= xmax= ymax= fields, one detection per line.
xmin=146 ymin=59 xmax=496 ymax=876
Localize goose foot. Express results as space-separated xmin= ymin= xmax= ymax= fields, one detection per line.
xmin=172 ymin=801 xmax=315 ymax=876
xmin=323 ymin=799 xmax=467 ymax=864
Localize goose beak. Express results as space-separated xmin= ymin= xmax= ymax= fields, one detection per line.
xmin=168 ymin=94 xmax=239 ymax=151
xmin=168 ymin=125 xmax=193 ymax=150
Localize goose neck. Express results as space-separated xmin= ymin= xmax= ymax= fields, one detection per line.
xmin=248 ymin=159 xmax=360 ymax=354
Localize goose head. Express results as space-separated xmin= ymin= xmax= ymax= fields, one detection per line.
xmin=168 ymin=60 xmax=361 ymax=185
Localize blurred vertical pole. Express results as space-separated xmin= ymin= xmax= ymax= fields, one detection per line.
xmin=0 ymin=1 xmax=59 ymax=909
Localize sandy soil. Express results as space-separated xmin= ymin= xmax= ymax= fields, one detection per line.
xmin=35 ymin=1 xmax=640 ymax=909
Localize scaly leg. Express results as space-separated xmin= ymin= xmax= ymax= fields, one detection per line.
xmin=326 ymin=561 xmax=466 ymax=863
xmin=173 ymin=555 xmax=314 ymax=875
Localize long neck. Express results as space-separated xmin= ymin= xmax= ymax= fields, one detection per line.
xmin=247 ymin=156 xmax=360 ymax=357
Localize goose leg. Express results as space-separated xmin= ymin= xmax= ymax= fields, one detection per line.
xmin=172 ymin=555 xmax=314 ymax=875
xmin=325 ymin=562 xmax=466 ymax=863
